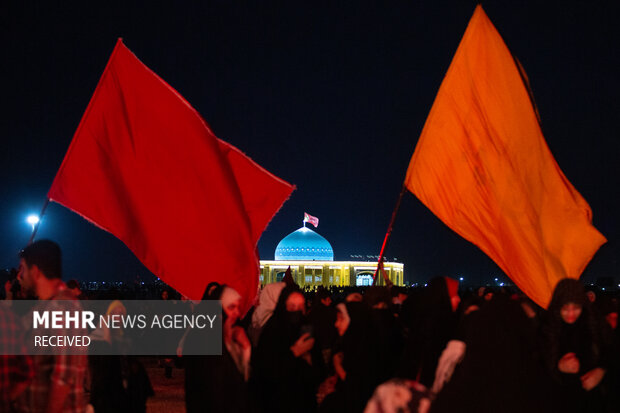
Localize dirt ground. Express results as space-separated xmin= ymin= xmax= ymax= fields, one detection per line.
xmin=144 ymin=359 xmax=186 ymax=413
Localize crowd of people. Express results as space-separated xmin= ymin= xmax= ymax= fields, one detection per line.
xmin=1 ymin=239 xmax=619 ymax=412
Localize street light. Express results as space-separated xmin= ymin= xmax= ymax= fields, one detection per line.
xmin=26 ymin=215 xmax=40 ymax=232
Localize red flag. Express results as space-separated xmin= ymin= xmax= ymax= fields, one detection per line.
xmin=282 ymin=266 xmax=296 ymax=287
xmin=303 ymin=212 xmax=319 ymax=228
xmin=48 ymin=39 xmax=294 ymax=312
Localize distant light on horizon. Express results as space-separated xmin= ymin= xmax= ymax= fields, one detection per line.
xmin=26 ymin=215 xmax=39 ymax=226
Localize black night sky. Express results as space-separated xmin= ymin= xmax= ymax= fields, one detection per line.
xmin=2 ymin=0 xmax=619 ymax=286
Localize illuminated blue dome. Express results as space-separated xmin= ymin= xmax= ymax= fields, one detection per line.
xmin=274 ymin=227 xmax=334 ymax=261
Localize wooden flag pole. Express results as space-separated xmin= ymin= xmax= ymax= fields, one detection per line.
xmin=373 ymin=184 xmax=407 ymax=286
xmin=28 ymin=198 xmax=50 ymax=245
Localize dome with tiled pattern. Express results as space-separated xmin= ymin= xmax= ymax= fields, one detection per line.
xmin=274 ymin=226 xmax=334 ymax=261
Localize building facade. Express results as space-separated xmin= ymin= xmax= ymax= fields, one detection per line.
xmin=260 ymin=226 xmax=404 ymax=287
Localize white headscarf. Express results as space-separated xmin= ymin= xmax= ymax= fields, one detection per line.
xmin=248 ymin=282 xmax=286 ymax=345
xmin=219 ymin=286 xmax=251 ymax=381
xmin=251 ymin=282 xmax=286 ymax=328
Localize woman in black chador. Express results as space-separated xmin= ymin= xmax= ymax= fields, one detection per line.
xmin=89 ymin=300 xmax=154 ymax=413
xmin=251 ymin=286 xmax=324 ymax=413
xmin=319 ymin=301 xmax=382 ymax=413
xmin=431 ymin=293 xmax=549 ymax=413
xmin=184 ymin=284 xmax=252 ymax=413
xmin=540 ymin=278 xmax=611 ymax=412
xmin=398 ymin=276 xmax=460 ymax=387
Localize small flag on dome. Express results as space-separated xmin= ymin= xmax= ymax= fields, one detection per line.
xmin=304 ymin=212 xmax=319 ymax=228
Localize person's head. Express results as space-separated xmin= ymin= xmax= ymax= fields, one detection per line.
xmin=220 ymin=286 xmax=242 ymax=322
xmin=202 ymin=284 xmax=243 ymax=324
xmin=363 ymin=286 xmax=391 ymax=309
xmin=599 ymin=297 xmax=618 ymax=330
xmin=220 ymin=286 xmax=241 ymax=322
xmin=391 ymin=286 xmax=408 ymax=305
xmin=204 ymin=282 xmax=220 ymax=299
xmin=334 ymin=302 xmax=372 ymax=352
xmin=335 ymin=303 xmax=351 ymax=336
xmin=107 ymin=300 xmax=127 ymax=317
xmin=269 ymin=286 xmax=307 ymax=332
xmin=560 ymin=302 xmax=582 ymax=324
xmin=549 ymin=278 xmax=586 ymax=325
xmin=18 ymin=239 xmax=62 ymax=297
xmin=273 ymin=286 xmax=306 ymax=323
xmin=519 ymin=298 xmax=538 ymax=319
xmin=345 ymin=292 xmax=363 ymax=303
xmin=286 ymin=291 xmax=306 ymax=314
xmin=461 ymin=295 xmax=482 ymax=316
xmin=424 ymin=276 xmax=460 ymax=313
xmin=480 ymin=286 xmax=495 ymax=302
xmin=252 ymin=282 xmax=286 ymax=331
xmin=160 ymin=290 xmax=169 ymax=300
xmin=197 ymin=282 xmax=222 ymax=302
xmin=315 ymin=286 xmax=332 ymax=307
xmin=66 ymin=279 xmax=81 ymax=297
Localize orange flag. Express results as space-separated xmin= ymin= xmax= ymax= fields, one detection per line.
xmin=405 ymin=6 xmax=606 ymax=308
xmin=48 ymin=39 xmax=294 ymax=312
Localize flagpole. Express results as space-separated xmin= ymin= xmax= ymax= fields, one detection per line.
xmin=28 ymin=198 xmax=50 ymax=245
xmin=373 ymin=184 xmax=407 ymax=286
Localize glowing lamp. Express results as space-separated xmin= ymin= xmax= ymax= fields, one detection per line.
xmin=26 ymin=215 xmax=40 ymax=232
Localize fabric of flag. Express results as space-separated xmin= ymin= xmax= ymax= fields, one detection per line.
xmin=282 ymin=266 xmax=296 ymax=287
xmin=48 ymin=39 xmax=294 ymax=313
xmin=404 ymin=6 xmax=605 ymax=308
xmin=303 ymin=212 xmax=319 ymax=228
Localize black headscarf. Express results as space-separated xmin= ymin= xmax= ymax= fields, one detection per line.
xmin=399 ymin=276 xmax=458 ymax=386
xmin=339 ymin=301 xmax=373 ymax=370
xmin=324 ymin=301 xmax=379 ymax=413
xmin=252 ymin=286 xmax=322 ymax=413
xmin=548 ymin=278 xmax=586 ymax=319
xmin=432 ymin=294 xmax=549 ymax=413
xmin=184 ymin=283 xmax=250 ymax=413
xmin=308 ymin=287 xmax=337 ymax=351
xmin=544 ymin=279 xmax=598 ymax=365
xmin=269 ymin=286 xmax=306 ymax=341
xmin=538 ymin=278 xmax=611 ymax=412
